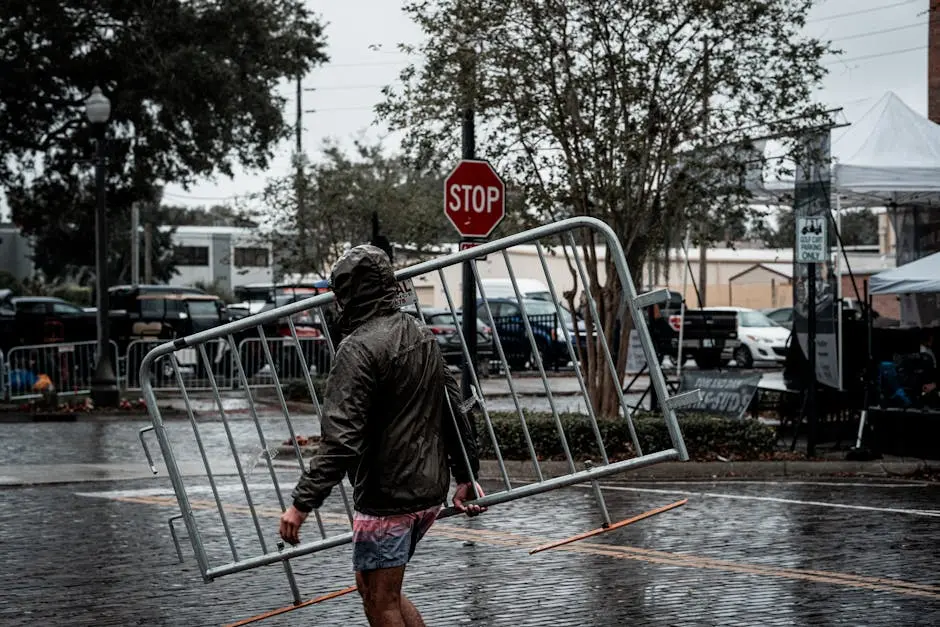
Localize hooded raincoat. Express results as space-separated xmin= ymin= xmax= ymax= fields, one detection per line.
xmin=291 ymin=245 xmax=479 ymax=516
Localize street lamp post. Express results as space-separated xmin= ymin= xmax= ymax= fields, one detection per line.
xmin=85 ymin=86 xmax=119 ymax=407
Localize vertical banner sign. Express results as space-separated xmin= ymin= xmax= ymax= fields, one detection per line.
xmin=792 ymin=132 xmax=840 ymax=388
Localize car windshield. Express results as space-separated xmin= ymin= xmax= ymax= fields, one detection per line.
xmin=738 ymin=311 xmax=778 ymax=327
xmin=522 ymin=300 xmax=573 ymax=324
xmin=188 ymin=300 xmax=221 ymax=318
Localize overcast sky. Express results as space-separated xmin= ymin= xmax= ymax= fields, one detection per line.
xmin=3 ymin=0 xmax=931 ymax=219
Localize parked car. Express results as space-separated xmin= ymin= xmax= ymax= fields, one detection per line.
xmin=0 ymin=290 xmax=97 ymax=349
xmin=239 ymin=293 xmax=332 ymax=378
xmin=641 ymin=290 xmax=741 ymax=369
xmin=402 ymin=307 xmax=495 ymax=372
xmin=477 ymin=278 xmax=552 ymax=302
xmin=108 ymin=285 xmax=222 ymax=348
xmin=108 ymin=286 xmax=232 ymax=380
xmin=230 ymin=281 xmax=331 ymax=318
xmin=476 ymin=298 xmax=580 ymax=370
xmin=761 ymin=306 xmax=793 ymax=330
xmin=709 ymin=306 xmax=791 ymax=368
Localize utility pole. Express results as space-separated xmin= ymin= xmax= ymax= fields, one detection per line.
xmin=807 ymin=262 xmax=818 ymax=457
xmin=296 ymin=74 xmax=308 ymax=275
xmin=131 ymin=202 xmax=140 ymax=286
xmin=144 ymin=219 xmax=153 ymax=284
xmin=698 ymin=37 xmax=710 ymax=308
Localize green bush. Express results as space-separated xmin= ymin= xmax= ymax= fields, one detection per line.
xmin=477 ymin=411 xmax=776 ymax=462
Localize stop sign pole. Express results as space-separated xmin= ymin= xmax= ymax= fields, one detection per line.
xmin=460 ymin=104 xmax=477 ymax=411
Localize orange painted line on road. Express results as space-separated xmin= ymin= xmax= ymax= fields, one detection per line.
xmin=222 ymin=585 xmax=357 ymax=627
xmin=529 ymin=499 xmax=687 ymax=554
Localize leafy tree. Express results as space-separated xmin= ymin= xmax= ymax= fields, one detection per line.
xmin=839 ymin=209 xmax=879 ymax=247
xmin=379 ymin=0 xmax=834 ymax=416
xmin=163 ymin=204 xmax=258 ymax=228
xmin=255 ymin=140 xmax=527 ymax=279
xmin=0 ymin=0 xmax=326 ymax=283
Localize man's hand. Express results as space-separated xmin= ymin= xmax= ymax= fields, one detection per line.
xmin=453 ymin=482 xmax=487 ymax=517
xmin=924 ymin=382 xmax=937 ymax=394
xmin=279 ymin=505 xmax=309 ymax=546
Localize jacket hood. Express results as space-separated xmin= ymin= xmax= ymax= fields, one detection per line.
xmin=330 ymin=245 xmax=399 ymax=331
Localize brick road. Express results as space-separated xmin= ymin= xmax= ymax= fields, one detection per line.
xmin=1 ymin=473 xmax=937 ymax=626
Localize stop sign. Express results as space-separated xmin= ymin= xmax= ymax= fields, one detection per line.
xmin=443 ymin=159 xmax=505 ymax=238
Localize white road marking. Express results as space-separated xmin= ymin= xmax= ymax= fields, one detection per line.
xmin=582 ymin=484 xmax=940 ymax=518
xmin=620 ymin=480 xmax=930 ymax=489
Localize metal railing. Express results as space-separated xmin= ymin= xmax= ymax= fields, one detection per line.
xmin=137 ymin=216 xmax=698 ymax=605
xmin=4 ymin=340 xmax=119 ymax=401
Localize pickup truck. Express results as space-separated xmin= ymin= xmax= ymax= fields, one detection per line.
xmin=644 ymin=291 xmax=740 ymax=369
xmin=0 ymin=290 xmax=98 ymax=350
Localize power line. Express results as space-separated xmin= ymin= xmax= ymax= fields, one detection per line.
xmin=808 ymin=0 xmax=920 ymax=24
xmin=162 ymin=191 xmax=252 ymax=202
xmin=824 ymin=44 xmax=927 ymax=66
xmin=326 ymin=60 xmax=410 ymax=68
xmin=304 ymin=106 xmax=376 ymax=113
xmin=831 ymin=21 xmax=924 ymax=42
xmin=304 ymin=84 xmax=388 ymax=91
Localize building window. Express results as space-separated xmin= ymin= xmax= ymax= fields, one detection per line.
xmin=174 ymin=246 xmax=209 ymax=266
xmin=233 ymin=247 xmax=269 ymax=268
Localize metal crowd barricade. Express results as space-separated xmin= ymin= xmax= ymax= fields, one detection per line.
xmin=138 ymin=216 xmax=698 ymax=608
xmin=125 ymin=337 xmax=234 ymax=392
xmin=236 ymin=337 xmax=330 ymax=387
xmin=5 ymin=340 xmax=120 ymax=401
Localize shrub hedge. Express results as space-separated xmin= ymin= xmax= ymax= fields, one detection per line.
xmin=477 ymin=411 xmax=776 ymax=462
xmin=277 ymin=383 xmax=776 ymax=461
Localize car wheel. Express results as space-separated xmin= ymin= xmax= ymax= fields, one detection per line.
xmin=734 ymin=345 xmax=754 ymax=369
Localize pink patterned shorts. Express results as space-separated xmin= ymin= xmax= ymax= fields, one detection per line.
xmin=351 ymin=505 xmax=441 ymax=572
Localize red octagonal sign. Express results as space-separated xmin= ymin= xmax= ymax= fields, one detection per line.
xmin=444 ymin=159 xmax=505 ymax=238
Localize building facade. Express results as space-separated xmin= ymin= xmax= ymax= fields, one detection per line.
xmin=166 ymin=226 xmax=274 ymax=293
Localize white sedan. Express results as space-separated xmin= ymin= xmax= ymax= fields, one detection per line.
xmin=708 ymin=307 xmax=791 ymax=368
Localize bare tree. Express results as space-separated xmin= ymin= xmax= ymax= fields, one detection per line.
xmin=379 ymin=0 xmax=833 ymax=417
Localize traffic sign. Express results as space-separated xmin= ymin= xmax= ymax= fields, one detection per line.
xmin=459 ymin=240 xmax=487 ymax=260
xmin=796 ymin=216 xmax=827 ymax=264
xmin=444 ymin=159 xmax=505 ymax=238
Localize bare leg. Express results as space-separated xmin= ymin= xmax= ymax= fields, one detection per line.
xmin=401 ymin=595 xmax=426 ymax=627
xmin=357 ymin=567 xmax=426 ymax=627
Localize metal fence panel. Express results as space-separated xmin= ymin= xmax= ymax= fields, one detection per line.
xmin=138 ymin=216 xmax=696 ymax=603
xmin=5 ymin=340 xmax=120 ymax=401
xmin=125 ymin=338 xmax=234 ymax=392
xmin=236 ymin=337 xmax=331 ymax=387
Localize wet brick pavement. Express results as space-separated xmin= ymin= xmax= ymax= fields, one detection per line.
xmin=1 ymin=475 xmax=938 ymax=626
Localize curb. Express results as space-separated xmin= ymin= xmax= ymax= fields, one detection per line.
xmin=273 ymin=447 xmax=937 ymax=481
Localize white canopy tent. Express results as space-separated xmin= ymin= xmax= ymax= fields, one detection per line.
xmin=833 ymin=91 xmax=940 ymax=207
xmin=869 ymin=250 xmax=940 ymax=295
xmin=752 ymin=91 xmax=940 ymax=207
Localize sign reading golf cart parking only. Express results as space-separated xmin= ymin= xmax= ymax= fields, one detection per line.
xmin=796 ymin=216 xmax=828 ymax=264
xmin=444 ymin=159 xmax=505 ymax=238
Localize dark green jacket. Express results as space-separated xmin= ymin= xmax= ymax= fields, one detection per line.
xmin=291 ymin=245 xmax=479 ymax=516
